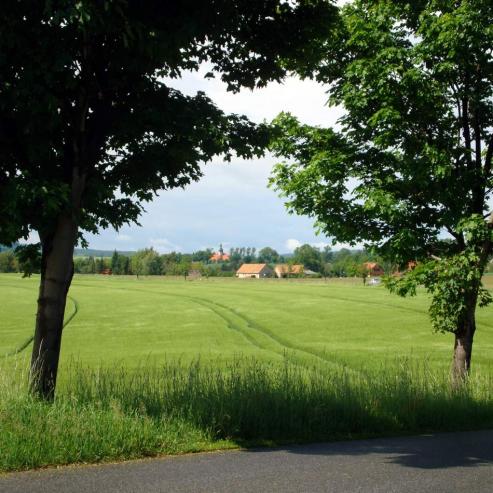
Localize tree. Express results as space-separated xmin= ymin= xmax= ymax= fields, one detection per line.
xmin=321 ymin=262 xmax=333 ymax=280
xmin=0 ymin=1 xmax=337 ymax=398
xmin=270 ymin=0 xmax=493 ymax=382
xmin=258 ymin=247 xmax=280 ymax=264
xmin=292 ymin=244 xmax=322 ymax=272
xmin=118 ymin=255 xmax=130 ymax=275
xmin=95 ymin=257 xmax=106 ymax=274
xmin=192 ymin=249 xmax=213 ymax=263
xmin=357 ymin=264 xmax=369 ymax=285
xmin=0 ymin=251 xmax=17 ymax=273
xmin=177 ymin=259 xmax=192 ymax=280
xmin=111 ymin=250 xmax=120 ymax=275
xmin=321 ymin=245 xmax=333 ymax=263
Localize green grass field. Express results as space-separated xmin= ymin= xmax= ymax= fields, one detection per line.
xmin=2 ymin=273 xmax=493 ymax=472
xmin=2 ymin=273 xmax=493 ymax=372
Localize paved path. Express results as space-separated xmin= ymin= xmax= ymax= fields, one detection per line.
xmin=2 ymin=430 xmax=492 ymax=492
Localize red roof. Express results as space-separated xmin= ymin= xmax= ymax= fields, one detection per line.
xmin=210 ymin=252 xmax=230 ymax=262
xmin=237 ymin=263 xmax=269 ymax=274
xmin=363 ymin=262 xmax=384 ymax=275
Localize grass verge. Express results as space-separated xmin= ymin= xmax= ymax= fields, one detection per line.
xmin=1 ymin=357 xmax=493 ymax=472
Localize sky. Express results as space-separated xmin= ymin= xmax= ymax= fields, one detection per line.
xmin=84 ymin=67 xmax=346 ymax=254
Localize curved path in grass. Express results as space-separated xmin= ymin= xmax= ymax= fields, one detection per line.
xmin=3 ymin=295 xmax=79 ymax=358
xmin=2 ymin=430 xmax=492 ymax=492
xmin=188 ymin=295 xmax=351 ymax=372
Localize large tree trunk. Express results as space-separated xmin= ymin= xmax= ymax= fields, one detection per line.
xmin=451 ymin=292 xmax=477 ymax=386
xmin=30 ymin=214 xmax=78 ymax=400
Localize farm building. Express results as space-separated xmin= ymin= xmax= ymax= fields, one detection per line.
xmin=274 ymin=264 xmax=304 ymax=278
xmin=363 ymin=262 xmax=384 ymax=276
xmin=236 ymin=263 xmax=273 ymax=279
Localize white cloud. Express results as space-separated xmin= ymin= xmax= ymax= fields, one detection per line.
xmin=149 ymin=238 xmax=182 ymax=253
xmin=165 ymin=65 xmax=342 ymax=128
xmin=18 ymin=231 xmax=40 ymax=245
xmin=285 ymin=239 xmax=302 ymax=252
xmin=85 ymin=63 xmax=344 ymax=253
xmin=115 ymin=234 xmax=132 ymax=242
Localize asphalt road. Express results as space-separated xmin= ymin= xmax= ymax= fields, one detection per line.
xmin=1 ymin=430 xmax=492 ymax=493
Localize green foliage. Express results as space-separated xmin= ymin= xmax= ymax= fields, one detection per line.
xmin=2 ymin=358 xmax=493 ymax=472
xmin=257 ymin=247 xmax=280 ymax=264
xmin=0 ymin=0 xmax=337 ymax=258
xmin=0 ymin=251 xmax=18 ymax=273
xmin=191 ymin=249 xmax=214 ymax=263
xmin=270 ymin=1 xmax=493 ymax=337
xmin=292 ymin=244 xmax=323 ymax=272
xmin=74 ymin=256 xmax=99 ymax=274
xmin=387 ymin=215 xmax=493 ymax=333
xmin=14 ymin=245 xmax=41 ymax=277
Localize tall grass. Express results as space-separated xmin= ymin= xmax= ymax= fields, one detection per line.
xmin=1 ymin=356 xmax=493 ymax=472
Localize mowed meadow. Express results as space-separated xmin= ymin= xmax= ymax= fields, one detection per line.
xmin=2 ymin=273 xmax=493 ymax=472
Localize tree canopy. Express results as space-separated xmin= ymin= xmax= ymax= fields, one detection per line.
xmin=270 ymin=0 xmax=493 ymax=379
xmin=0 ymin=0 xmax=337 ymax=248
xmin=257 ymin=247 xmax=280 ymax=264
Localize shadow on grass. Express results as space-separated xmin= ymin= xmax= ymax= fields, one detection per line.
xmin=2 ymin=357 xmax=493 ymax=472
xmin=67 ymin=357 xmax=493 ymax=445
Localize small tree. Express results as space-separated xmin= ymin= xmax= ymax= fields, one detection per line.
xmin=110 ymin=250 xmax=120 ymax=275
xmin=270 ymin=0 xmax=493 ymax=382
xmin=131 ymin=254 xmax=144 ymax=280
xmin=321 ymin=262 xmax=333 ymax=280
xmin=358 ymin=264 xmax=369 ymax=286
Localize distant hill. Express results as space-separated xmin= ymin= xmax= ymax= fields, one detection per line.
xmin=74 ymin=248 xmax=135 ymax=258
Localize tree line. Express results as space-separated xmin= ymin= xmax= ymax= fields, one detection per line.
xmin=0 ymin=245 xmax=387 ymax=278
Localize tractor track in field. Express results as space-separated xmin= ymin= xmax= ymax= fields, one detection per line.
xmin=188 ymin=297 xmax=266 ymax=351
xmin=74 ymin=281 xmax=357 ymax=373
xmin=188 ymin=283 xmax=431 ymax=318
xmin=191 ymin=296 xmax=356 ymax=373
xmin=190 ymin=283 xmax=493 ymax=332
xmin=3 ymin=292 xmax=79 ymax=358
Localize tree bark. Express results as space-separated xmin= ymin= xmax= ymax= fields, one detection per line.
xmin=451 ymin=293 xmax=477 ymax=386
xmin=30 ymin=213 xmax=78 ymax=400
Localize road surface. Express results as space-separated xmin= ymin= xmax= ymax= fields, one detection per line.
xmin=1 ymin=430 xmax=492 ymax=492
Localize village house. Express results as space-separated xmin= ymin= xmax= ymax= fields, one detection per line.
xmin=274 ymin=264 xmax=304 ymax=278
xmin=363 ymin=262 xmax=385 ymax=277
xmin=236 ymin=263 xmax=273 ymax=279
